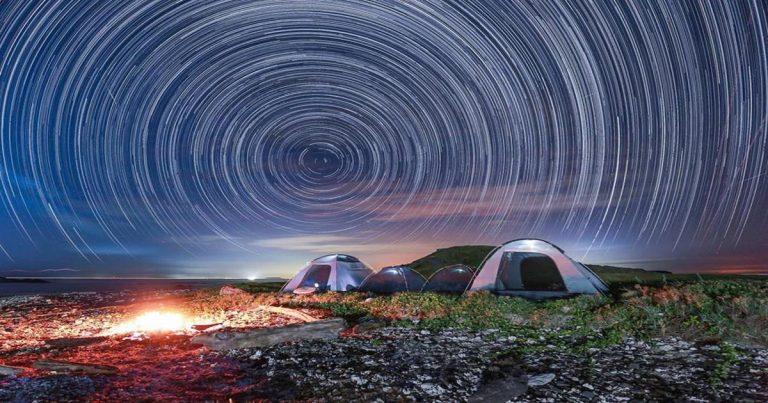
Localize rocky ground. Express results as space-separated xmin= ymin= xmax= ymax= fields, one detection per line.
xmin=0 ymin=290 xmax=317 ymax=401
xmin=1 ymin=289 xmax=766 ymax=401
xmin=517 ymin=337 xmax=768 ymax=402
xmin=225 ymin=327 xmax=768 ymax=402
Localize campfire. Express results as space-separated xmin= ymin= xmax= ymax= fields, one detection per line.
xmin=106 ymin=311 xmax=192 ymax=335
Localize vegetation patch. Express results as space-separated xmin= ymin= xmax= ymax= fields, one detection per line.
xmin=231 ymin=278 xmax=767 ymax=351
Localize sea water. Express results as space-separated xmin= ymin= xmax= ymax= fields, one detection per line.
xmin=0 ymin=278 xmax=253 ymax=296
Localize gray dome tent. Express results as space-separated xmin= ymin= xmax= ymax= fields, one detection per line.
xmin=359 ymin=266 xmax=426 ymax=294
xmin=281 ymin=254 xmax=374 ymax=294
xmin=468 ymin=239 xmax=608 ymax=299
xmin=421 ymin=264 xmax=474 ymax=294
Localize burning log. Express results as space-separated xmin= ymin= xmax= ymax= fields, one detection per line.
xmin=191 ymin=318 xmax=346 ymax=350
xmin=33 ymin=360 xmax=119 ymax=375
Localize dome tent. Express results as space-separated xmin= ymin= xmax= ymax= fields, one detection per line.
xmin=421 ymin=264 xmax=474 ymax=294
xmin=280 ymin=254 xmax=374 ymax=294
xmin=468 ymin=239 xmax=608 ymax=299
xmin=359 ymin=266 xmax=426 ymax=294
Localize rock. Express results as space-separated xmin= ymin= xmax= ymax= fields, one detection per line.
xmin=249 ymin=350 xmax=262 ymax=360
xmin=470 ymin=376 xmax=528 ymax=402
xmin=0 ymin=364 xmax=25 ymax=376
xmin=527 ymin=373 xmax=556 ymax=386
xmin=543 ymin=314 xmax=573 ymax=329
xmin=192 ymin=318 xmax=347 ymax=350
xmin=657 ymin=343 xmax=675 ymax=352
xmin=505 ymin=314 xmax=528 ymax=325
xmin=351 ymin=318 xmax=387 ymax=334
xmin=219 ymin=285 xmax=247 ymax=296
xmin=33 ymin=360 xmax=119 ymax=375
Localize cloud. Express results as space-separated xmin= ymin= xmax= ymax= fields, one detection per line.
xmin=41 ymin=268 xmax=80 ymax=272
xmin=1 ymin=268 xmax=81 ymax=275
xmin=346 ymin=182 xmax=625 ymax=223
xmin=253 ymin=235 xmax=355 ymax=252
xmin=253 ymin=235 xmax=439 ymax=253
xmin=252 ymin=235 xmax=449 ymax=267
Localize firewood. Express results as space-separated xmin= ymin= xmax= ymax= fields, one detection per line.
xmin=256 ymin=305 xmax=318 ymax=322
xmin=45 ymin=336 xmax=107 ymax=348
xmin=191 ymin=318 xmax=346 ymax=350
xmin=33 ymin=360 xmax=119 ymax=374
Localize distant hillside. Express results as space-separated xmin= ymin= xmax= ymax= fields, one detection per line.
xmin=403 ymin=245 xmax=767 ymax=285
xmin=404 ymin=245 xmax=495 ymax=278
xmin=587 ymin=264 xmax=767 ymax=286
xmin=0 ymin=276 xmax=48 ymax=283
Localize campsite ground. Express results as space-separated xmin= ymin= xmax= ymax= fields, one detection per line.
xmin=0 ymin=273 xmax=766 ymax=401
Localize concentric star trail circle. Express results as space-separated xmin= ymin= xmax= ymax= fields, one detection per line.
xmin=0 ymin=0 xmax=766 ymax=265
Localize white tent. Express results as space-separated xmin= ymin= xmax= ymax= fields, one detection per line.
xmin=280 ymin=254 xmax=374 ymax=294
xmin=468 ymin=239 xmax=608 ymax=298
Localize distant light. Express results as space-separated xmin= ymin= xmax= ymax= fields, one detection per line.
xmin=247 ymin=275 xmax=257 ymax=281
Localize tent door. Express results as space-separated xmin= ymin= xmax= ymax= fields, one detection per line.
xmin=300 ymin=264 xmax=332 ymax=290
xmin=496 ymin=252 xmax=567 ymax=292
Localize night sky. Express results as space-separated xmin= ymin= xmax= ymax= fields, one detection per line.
xmin=1 ymin=0 xmax=767 ymax=278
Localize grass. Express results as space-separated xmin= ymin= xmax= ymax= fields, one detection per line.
xmin=208 ymin=264 xmax=766 ymax=387
xmin=226 ymin=278 xmax=767 ymax=351
xmin=710 ymin=342 xmax=740 ymax=386
xmin=588 ymin=264 xmax=767 ymax=296
xmin=220 ymin=245 xmax=767 ymax=351
xmin=232 ymin=281 xmax=286 ymax=293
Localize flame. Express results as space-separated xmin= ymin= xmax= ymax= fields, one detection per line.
xmin=108 ymin=311 xmax=191 ymax=335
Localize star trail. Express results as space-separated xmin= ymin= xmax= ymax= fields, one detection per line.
xmin=1 ymin=0 xmax=767 ymax=277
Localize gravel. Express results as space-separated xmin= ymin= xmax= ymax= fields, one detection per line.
xmin=226 ymin=329 xmax=767 ymax=402
xmin=516 ymin=337 xmax=768 ymax=402
xmin=0 ymin=375 xmax=99 ymax=402
xmin=228 ymin=327 xmax=517 ymax=401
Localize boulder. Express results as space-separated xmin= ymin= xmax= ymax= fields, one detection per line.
xmin=219 ymin=286 xmax=247 ymax=296
xmin=469 ymin=376 xmax=528 ymax=402
xmin=0 ymin=365 xmax=25 ymax=376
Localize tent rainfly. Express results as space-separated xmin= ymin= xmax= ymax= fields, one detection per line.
xmin=280 ymin=254 xmax=374 ymax=294
xmin=421 ymin=264 xmax=474 ymax=294
xmin=359 ymin=266 xmax=426 ymax=294
xmin=468 ymin=239 xmax=608 ymax=299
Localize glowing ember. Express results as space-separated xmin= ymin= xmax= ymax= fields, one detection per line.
xmin=108 ymin=311 xmax=191 ymax=334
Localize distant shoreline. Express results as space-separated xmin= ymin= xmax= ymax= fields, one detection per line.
xmin=0 ymin=278 xmax=285 ymax=297
xmin=0 ymin=276 xmax=287 ymax=281
xmin=0 ymin=277 xmax=48 ymax=283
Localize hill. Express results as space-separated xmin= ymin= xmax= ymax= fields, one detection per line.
xmin=588 ymin=264 xmax=768 ymax=287
xmin=403 ymin=245 xmax=495 ymax=278
xmin=403 ymin=245 xmax=767 ymax=286
xmin=0 ymin=277 xmax=48 ymax=283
